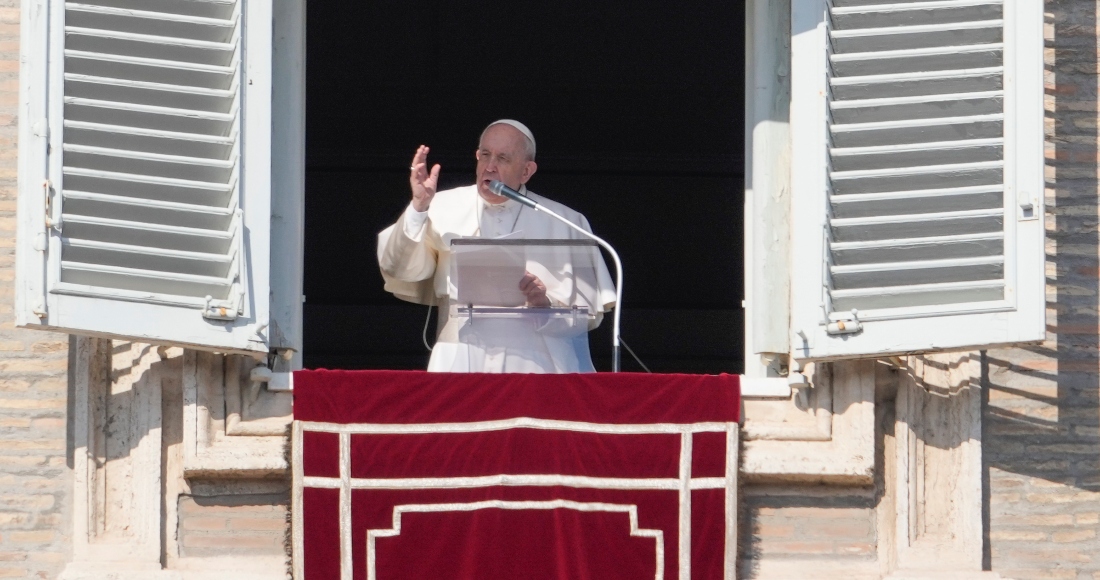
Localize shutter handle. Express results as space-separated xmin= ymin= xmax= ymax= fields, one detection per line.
xmin=826 ymin=309 xmax=863 ymax=336
xmin=1018 ymin=190 xmax=1038 ymax=220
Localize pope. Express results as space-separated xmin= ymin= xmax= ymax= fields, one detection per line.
xmin=377 ymin=119 xmax=616 ymax=373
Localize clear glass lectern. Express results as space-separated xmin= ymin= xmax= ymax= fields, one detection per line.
xmin=447 ymin=237 xmax=604 ymax=372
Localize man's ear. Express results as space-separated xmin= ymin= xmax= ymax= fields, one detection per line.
xmin=521 ymin=160 xmax=538 ymax=183
xmin=474 ymin=149 xmax=481 ymax=161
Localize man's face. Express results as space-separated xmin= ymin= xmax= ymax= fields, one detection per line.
xmin=475 ymin=124 xmax=537 ymax=203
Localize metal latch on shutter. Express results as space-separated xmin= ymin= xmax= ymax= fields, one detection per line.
xmin=826 ymin=309 xmax=863 ymax=336
xmin=1018 ymin=190 xmax=1039 ymax=221
xmin=202 ymin=283 xmax=243 ymax=321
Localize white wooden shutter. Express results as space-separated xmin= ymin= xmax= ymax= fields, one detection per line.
xmin=789 ymin=0 xmax=1044 ymax=360
xmin=16 ymin=0 xmax=280 ymax=353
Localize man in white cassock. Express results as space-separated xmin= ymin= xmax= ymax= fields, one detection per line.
xmin=377 ymin=120 xmax=617 ymax=373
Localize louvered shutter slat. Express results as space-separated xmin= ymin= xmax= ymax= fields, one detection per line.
xmin=63 ymin=239 xmax=231 ymax=278
xmin=823 ymin=0 xmax=1007 ymax=319
xmin=60 ymin=261 xmax=232 ymax=296
xmin=788 ymin=0 xmax=1043 ymax=359
xmin=65 ymin=51 xmax=234 ymax=88
xmin=17 ymin=0 xmax=296 ymax=355
xmin=57 ymin=0 xmax=243 ymax=314
xmin=64 ymin=125 xmax=234 ymax=159
xmin=829 ymin=280 xmax=1005 ymax=311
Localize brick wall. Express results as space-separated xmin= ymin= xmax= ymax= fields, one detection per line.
xmin=178 ymin=492 xmax=289 ymax=558
xmin=739 ymin=485 xmax=878 ymax=574
xmin=982 ymin=0 xmax=1100 ymax=578
xmin=0 ymin=1 xmax=72 ymax=577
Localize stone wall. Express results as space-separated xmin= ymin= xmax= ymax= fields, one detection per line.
xmin=0 ymin=0 xmax=71 ymax=576
xmin=982 ymin=0 xmax=1100 ymax=577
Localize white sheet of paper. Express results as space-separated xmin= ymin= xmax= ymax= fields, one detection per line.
xmin=453 ymin=232 xmax=527 ymax=307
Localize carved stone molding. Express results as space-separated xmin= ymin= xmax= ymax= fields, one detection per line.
xmin=742 ymin=359 xmax=877 ymax=483
xmin=182 ymin=351 xmax=290 ymax=478
xmin=62 ymin=340 xmax=290 ymax=578
xmin=884 ymin=353 xmax=1001 ymax=580
xmin=61 ymin=338 xmax=176 ymax=579
xmin=742 ymin=362 xmax=833 ymax=442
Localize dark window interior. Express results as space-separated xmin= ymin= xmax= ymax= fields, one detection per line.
xmin=303 ymin=1 xmax=745 ymax=373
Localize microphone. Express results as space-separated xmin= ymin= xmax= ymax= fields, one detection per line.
xmin=489 ymin=180 xmax=538 ymax=209
xmin=487 ymin=179 xmax=626 ymax=372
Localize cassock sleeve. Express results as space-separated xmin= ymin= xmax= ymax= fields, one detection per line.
xmin=578 ymin=213 xmax=618 ymax=314
xmin=376 ymin=205 xmax=438 ymax=305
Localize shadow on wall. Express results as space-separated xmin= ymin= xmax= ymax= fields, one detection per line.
xmin=979 ymin=4 xmax=1100 ymax=573
xmin=982 ymin=0 xmax=1100 ymax=491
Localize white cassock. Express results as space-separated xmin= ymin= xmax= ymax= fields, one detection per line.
xmin=377 ymin=185 xmax=617 ymax=373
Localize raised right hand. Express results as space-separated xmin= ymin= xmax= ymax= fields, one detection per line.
xmin=409 ymin=145 xmax=442 ymax=212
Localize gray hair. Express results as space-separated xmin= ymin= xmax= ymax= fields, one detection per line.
xmin=480 ymin=119 xmax=536 ymax=161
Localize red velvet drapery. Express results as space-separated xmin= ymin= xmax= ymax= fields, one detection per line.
xmin=293 ymin=370 xmax=740 ymax=580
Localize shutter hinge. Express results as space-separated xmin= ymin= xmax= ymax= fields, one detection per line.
xmin=202 ymin=283 xmax=244 ymax=321
xmin=43 ymin=180 xmax=61 ymax=231
xmin=826 ymin=309 xmax=863 ymax=336
xmin=31 ymin=119 xmax=47 ymax=138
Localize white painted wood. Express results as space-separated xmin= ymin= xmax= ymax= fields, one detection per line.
xmin=15 ymin=0 xmax=297 ymax=354
xmin=830 ymin=113 xmax=1004 ymax=139
xmin=66 ymin=2 xmax=237 ymax=27
xmin=239 ymin=0 xmax=274 ymax=345
xmin=15 ymin=0 xmax=51 ymax=326
xmin=789 ymin=0 xmax=830 ymax=358
xmin=789 ymin=0 xmax=1045 ymax=361
xmin=830 ymin=0 xmax=1002 ymax=15
xmin=744 ymin=0 xmax=792 ymax=364
xmin=829 ymin=19 xmax=1003 ymax=41
xmin=268 ymin=0 xmax=306 ymax=360
xmin=830 ymin=91 xmax=1003 ymax=112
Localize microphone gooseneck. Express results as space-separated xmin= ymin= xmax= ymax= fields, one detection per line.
xmin=488 ymin=180 xmax=539 ymax=208
xmin=487 ymin=179 xmax=625 ymax=372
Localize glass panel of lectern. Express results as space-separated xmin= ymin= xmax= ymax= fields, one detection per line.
xmin=447 ymin=237 xmax=604 ymax=371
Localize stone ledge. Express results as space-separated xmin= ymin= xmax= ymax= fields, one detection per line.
xmin=182 ymin=449 xmax=289 ymax=479
xmin=885 ymin=573 xmax=1003 ymax=580
xmin=59 ymin=563 xmax=182 ymax=580
xmin=60 ymin=555 xmax=289 ymax=580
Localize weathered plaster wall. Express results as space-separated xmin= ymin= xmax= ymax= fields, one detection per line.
xmin=0 ymin=1 xmax=72 ymax=576
xmin=982 ymin=0 xmax=1100 ymax=577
